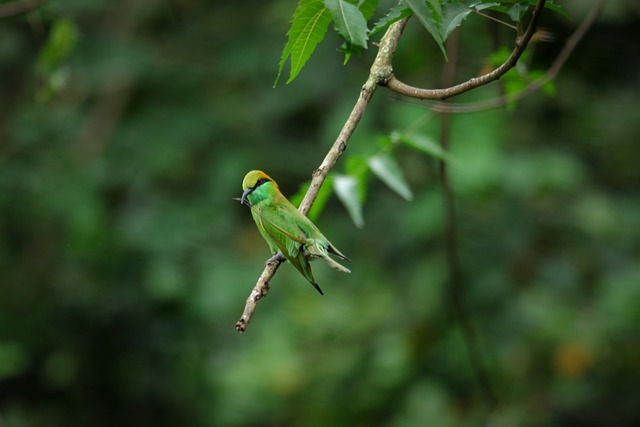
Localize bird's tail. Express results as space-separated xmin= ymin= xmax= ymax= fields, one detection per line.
xmin=322 ymin=254 xmax=351 ymax=274
xmin=309 ymin=242 xmax=351 ymax=274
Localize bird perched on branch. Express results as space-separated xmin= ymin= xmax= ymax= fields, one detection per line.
xmin=237 ymin=170 xmax=350 ymax=295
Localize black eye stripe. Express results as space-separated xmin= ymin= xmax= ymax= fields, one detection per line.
xmin=253 ymin=178 xmax=270 ymax=189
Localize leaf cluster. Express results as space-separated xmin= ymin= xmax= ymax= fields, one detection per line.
xmin=276 ymin=0 xmax=566 ymax=84
xmin=291 ymin=129 xmax=454 ymax=227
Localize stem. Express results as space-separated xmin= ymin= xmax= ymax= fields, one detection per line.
xmin=429 ymin=0 xmax=608 ymax=113
xmin=384 ymin=0 xmax=547 ymax=100
xmin=439 ymin=30 xmax=497 ymax=409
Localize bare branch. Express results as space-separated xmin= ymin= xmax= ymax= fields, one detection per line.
xmin=428 ymin=0 xmax=608 ymax=113
xmin=235 ymin=18 xmax=410 ymax=333
xmin=438 ymin=29 xmax=497 ymax=409
xmin=0 ymin=0 xmax=46 ymax=18
xmin=235 ymin=260 xmax=278 ymax=333
xmin=384 ymin=0 xmax=547 ymax=100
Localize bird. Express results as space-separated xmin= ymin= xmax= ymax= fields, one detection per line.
xmin=237 ymin=170 xmax=350 ymax=295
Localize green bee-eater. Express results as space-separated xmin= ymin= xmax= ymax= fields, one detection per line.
xmin=238 ymin=170 xmax=350 ymax=295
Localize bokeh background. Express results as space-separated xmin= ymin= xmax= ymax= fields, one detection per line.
xmin=1 ymin=1 xmax=639 ymax=426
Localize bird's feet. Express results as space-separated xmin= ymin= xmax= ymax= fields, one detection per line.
xmin=266 ymin=252 xmax=286 ymax=266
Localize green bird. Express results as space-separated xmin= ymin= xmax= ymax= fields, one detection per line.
xmin=238 ymin=170 xmax=350 ymax=295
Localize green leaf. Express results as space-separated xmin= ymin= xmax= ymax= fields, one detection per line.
xmin=36 ymin=18 xmax=79 ymax=102
xmin=484 ymin=0 xmax=567 ymax=22
xmin=397 ymin=132 xmax=456 ymax=163
xmin=376 ymin=134 xmax=393 ymax=150
xmin=367 ymin=152 xmax=413 ymax=201
xmin=334 ymin=174 xmax=365 ymax=228
xmin=37 ymin=19 xmax=79 ymax=73
xmin=506 ymin=3 xmax=528 ymax=21
xmin=404 ymin=0 xmax=447 ymax=59
xmin=472 ymin=2 xmax=501 ymax=12
xmin=275 ymin=0 xmax=333 ymax=86
xmin=346 ymin=155 xmax=370 ymax=203
xmin=289 ymin=175 xmax=335 ymax=222
xmin=440 ymin=0 xmax=474 ymax=41
xmin=358 ymin=0 xmax=380 ymax=20
xmin=369 ymin=3 xmax=412 ymax=37
xmin=325 ymin=0 xmax=369 ymax=50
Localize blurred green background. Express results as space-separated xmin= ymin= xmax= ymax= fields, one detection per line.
xmin=1 ymin=1 xmax=639 ymax=426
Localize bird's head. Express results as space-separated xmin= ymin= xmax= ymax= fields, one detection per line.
xmin=238 ymin=170 xmax=277 ymax=206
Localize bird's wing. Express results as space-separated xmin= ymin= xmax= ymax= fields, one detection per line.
xmin=250 ymin=201 xmax=308 ymax=258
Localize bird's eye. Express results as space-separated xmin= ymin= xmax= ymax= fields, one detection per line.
xmin=255 ymin=178 xmax=269 ymax=187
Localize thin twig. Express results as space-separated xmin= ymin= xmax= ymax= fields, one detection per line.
xmin=473 ymin=10 xmax=517 ymax=30
xmin=235 ymin=18 xmax=410 ymax=333
xmin=384 ymin=0 xmax=547 ymax=100
xmin=428 ymin=0 xmax=608 ymax=113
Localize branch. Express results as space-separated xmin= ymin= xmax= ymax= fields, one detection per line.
xmin=384 ymin=0 xmax=547 ymax=100
xmin=235 ymin=18 xmax=410 ymax=333
xmin=427 ymin=0 xmax=608 ymax=113
xmin=235 ymin=0 xmax=555 ymax=332
xmin=438 ymin=30 xmax=497 ymax=409
xmin=0 ymin=0 xmax=46 ymax=18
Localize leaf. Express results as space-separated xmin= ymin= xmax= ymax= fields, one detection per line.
xmin=472 ymin=2 xmax=501 ymax=12
xmin=325 ymin=0 xmax=368 ymax=50
xmin=369 ymin=3 xmax=412 ymax=37
xmin=543 ymin=1 xmax=569 ymax=18
xmin=367 ymin=152 xmax=413 ymax=201
xmin=346 ymin=155 xmax=370 ymax=203
xmin=506 ymin=2 xmax=528 ymax=21
xmin=334 ymin=174 xmax=365 ymax=228
xmin=275 ymin=0 xmax=333 ymax=86
xmin=404 ymin=0 xmax=447 ymax=59
xmin=440 ymin=0 xmax=474 ymax=41
xmin=483 ymin=0 xmax=568 ymax=22
xmin=357 ymin=0 xmax=380 ymax=20
xmin=36 ymin=18 xmax=79 ymax=102
xmin=289 ymin=175 xmax=335 ymax=222
xmin=397 ymin=133 xmax=456 ymax=163
xmin=36 ymin=19 xmax=79 ymax=73
xmin=337 ymin=0 xmax=380 ymax=61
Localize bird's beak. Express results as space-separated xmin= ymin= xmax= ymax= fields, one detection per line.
xmin=240 ymin=187 xmax=253 ymax=207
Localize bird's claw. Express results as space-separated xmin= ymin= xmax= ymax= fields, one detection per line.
xmin=266 ymin=253 xmax=285 ymax=265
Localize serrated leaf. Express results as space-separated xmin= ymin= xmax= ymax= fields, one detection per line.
xmin=325 ymin=0 xmax=369 ymax=49
xmin=275 ymin=0 xmax=332 ymax=86
xmin=357 ymin=0 xmax=380 ymax=20
xmin=368 ymin=152 xmax=413 ymax=201
xmin=289 ymin=175 xmax=335 ymax=222
xmin=472 ymin=2 xmax=501 ymax=12
xmin=405 ymin=0 xmax=447 ymax=59
xmin=369 ymin=3 xmax=412 ymax=37
xmin=334 ymin=174 xmax=365 ymax=228
xmin=440 ymin=0 xmax=473 ymax=41
xmin=398 ymin=133 xmax=456 ymax=163
xmin=484 ymin=0 xmax=568 ymax=20
xmin=427 ymin=0 xmax=443 ymax=19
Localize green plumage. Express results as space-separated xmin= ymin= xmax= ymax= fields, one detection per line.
xmin=239 ymin=170 xmax=350 ymax=295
